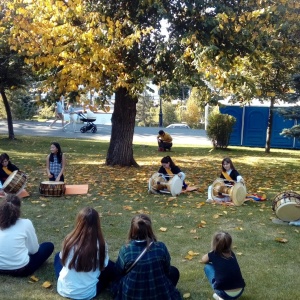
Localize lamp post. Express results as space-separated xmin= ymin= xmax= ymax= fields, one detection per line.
xmin=159 ymin=86 xmax=163 ymax=127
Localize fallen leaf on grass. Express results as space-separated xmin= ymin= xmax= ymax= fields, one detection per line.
xmin=30 ymin=275 xmax=39 ymax=282
xmin=174 ymin=226 xmax=183 ymax=229
xmin=42 ymin=281 xmax=52 ymax=288
xmin=183 ymin=293 xmax=191 ymax=298
xmin=168 ymin=197 xmax=177 ymax=202
xmin=236 ymin=252 xmax=243 ymax=256
xmin=159 ymin=227 xmax=167 ymax=232
xmin=275 ymin=237 xmax=288 ymax=243
xmin=123 ymin=206 xmax=133 ymax=210
xmin=185 ymin=250 xmax=199 ymax=260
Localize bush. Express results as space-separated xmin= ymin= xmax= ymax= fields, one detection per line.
xmin=37 ymin=103 xmax=56 ymax=119
xmin=11 ymin=95 xmax=37 ymax=120
xmin=0 ymin=90 xmax=37 ymax=120
xmin=206 ymin=110 xmax=236 ymax=149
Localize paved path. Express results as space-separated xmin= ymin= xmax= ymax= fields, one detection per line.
xmin=0 ymin=120 xmax=211 ymax=146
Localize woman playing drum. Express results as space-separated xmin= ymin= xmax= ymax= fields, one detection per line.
xmin=207 ymin=157 xmax=244 ymax=203
xmin=158 ymin=156 xmax=187 ymax=190
xmin=46 ymin=142 xmax=66 ymax=182
xmin=0 ymin=153 xmax=19 ymax=185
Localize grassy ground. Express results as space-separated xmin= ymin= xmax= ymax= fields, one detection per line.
xmin=0 ymin=135 xmax=299 ymax=300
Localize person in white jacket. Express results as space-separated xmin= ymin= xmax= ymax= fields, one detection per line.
xmin=0 ymin=194 xmax=54 ymax=276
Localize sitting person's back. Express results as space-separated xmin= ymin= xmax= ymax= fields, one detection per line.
xmin=113 ymin=214 xmax=181 ymax=300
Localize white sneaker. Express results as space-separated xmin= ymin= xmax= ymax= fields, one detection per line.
xmin=213 ymin=293 xmax=224 ymax=300
xmin=206 ymin=198 xmax=213 ymax=203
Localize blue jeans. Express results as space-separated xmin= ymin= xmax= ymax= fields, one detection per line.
xmin=0 ymin=242 xmax=54 ymax=277
xmin=204 ymin=264 xmax=244 ymax=299
xmin=54 ymin=252 xmax=117 ymax=294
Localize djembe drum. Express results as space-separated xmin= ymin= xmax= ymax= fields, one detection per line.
xmin=210 ymin=178 xmax=247 ymax=206
xmin=272 ymin=191 xmax=300 ymax=222
xmin=39 ymin=181 xmax=65 ymax=197
xmin=2 ymin=170 xmax=28 ymax=195
xmin=148 ymin=172 xmax=183 ymax=196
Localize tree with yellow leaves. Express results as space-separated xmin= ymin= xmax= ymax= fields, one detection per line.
xmin=8 ymin=0 xmax=167 ymax=166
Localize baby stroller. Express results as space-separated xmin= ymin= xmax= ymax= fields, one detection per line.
xmin=77 ymin=112 xmax=97 ymax=133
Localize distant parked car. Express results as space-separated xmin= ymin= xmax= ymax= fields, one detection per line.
xmin=166 ymin=123 xmax=190 ymax=129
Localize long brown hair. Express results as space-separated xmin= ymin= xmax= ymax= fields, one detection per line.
xmin=0 ymin=195 xmax=21 ymax=230
xmin=61 ymin=207 xmax=106 ymax=272
xmin=211 ymin=231 xmax=232 ymax=255
xmin=221 ymin=157 xmax=236 ymax=172
xmin=127 ymin=214 xmax=157 ymax=248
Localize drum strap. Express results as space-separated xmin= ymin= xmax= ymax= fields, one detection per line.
xmin=2 ymin=167 xmax=12 ymax=176
xmin=165 ymin=168 xmax=173 ymax=176
xmin=222 ymin=171 xmax=233 ymax=181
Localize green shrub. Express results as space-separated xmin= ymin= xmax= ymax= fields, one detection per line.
xmin=11 ymin=95 xmax=37 ymax=120
xmin=206 ymin=110 xmax=236 ymax=148
xmin=0 ymin=90 xmax=37 ymax=120
xmin=37 ymin=103 xmax=56 ymax=119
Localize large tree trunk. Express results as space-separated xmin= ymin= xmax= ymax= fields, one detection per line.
xmin=106 ymin=87 xmax=139 ymax=166
xmin=0 ymin=89 xmax=15 ymax=140
xmin=265 ymin=97 xmax=275 ymax=153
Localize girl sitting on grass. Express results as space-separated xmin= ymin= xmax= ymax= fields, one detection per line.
xmin=207 ymin=157 xmax=244 ymax=203
xmin=201 ymin=231 xmax=245 ymax=300
xmin=0 ymin=194 xmax=54 ymax=276
xmin=0 ymin=153 xmax=19 ymax=185
xmin=46 ymin=142 xmax=66 ymax=182
xmin=158 ymin=156 xmax=187 ymax=190
xmin=112 ymin=214 xmax=181 ymax=300
xmin=54 ymin=207 xmax=116 ymax=300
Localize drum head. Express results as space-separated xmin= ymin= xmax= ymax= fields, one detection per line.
xmin=41 ymin=181 xmax=65 ymax=185
xmin=231 ymin=182 xmax=247 ymax=206
xmin=2 ymin=170 xmax=18 ymax=188
xmin=169 ymin=175 xmax=183 ymax=196
xmin=276 ymin=202 xmax=300 ymax=222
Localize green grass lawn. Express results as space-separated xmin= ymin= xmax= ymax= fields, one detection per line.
xmin=0 ymin=135 xmax=299 ymax=300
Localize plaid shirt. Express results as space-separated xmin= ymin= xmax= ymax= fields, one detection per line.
xmin=50 ymin=155 xmax=62 ymax=179
xmin=113 ymin=240 xmax=181 ymax=300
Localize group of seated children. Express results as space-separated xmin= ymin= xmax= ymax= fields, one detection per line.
xmin=0 ymin=194 xmax=245 ymax=300
xmin=0 ymin=146 xmax=246 ymax=299
xmin=154 ymin=155 xmax=244 ymax=204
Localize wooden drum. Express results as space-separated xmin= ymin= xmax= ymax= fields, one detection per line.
xmin=2 ymin=170 xmax=27 ymax=195
xmin=39 ymin=181 xmax=65 ymax=197
xmin=148 ymin=173 xmax=183 ymax=196
xmin=210 ymin=178 xmax=247 ymax=206
xmin=272 ymin=191 xmax=300 ymax=222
